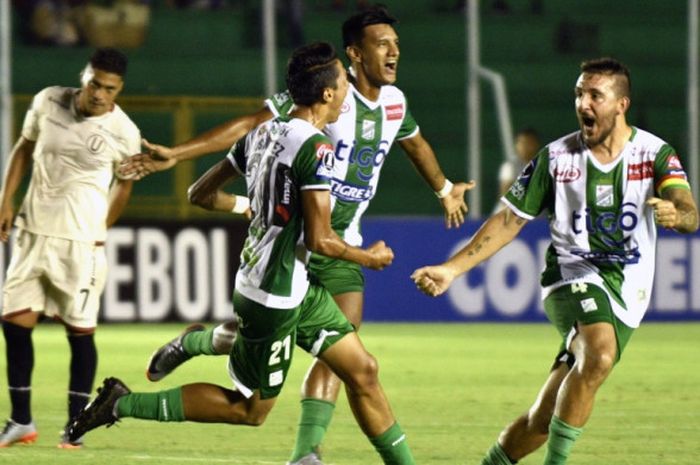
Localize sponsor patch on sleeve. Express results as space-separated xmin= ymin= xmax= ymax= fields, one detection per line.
xmin=385 ymin=104 xmax=404 ymax=121
xmin=315 ymin=142 xmax=335 ymax=179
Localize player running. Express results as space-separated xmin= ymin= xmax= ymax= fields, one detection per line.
xmin=125 ymin=6 xmax=473 ymax=464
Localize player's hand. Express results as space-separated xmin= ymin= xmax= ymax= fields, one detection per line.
xmin=365 ymin=240 xmax=394 ymax=270
xmin=411 ymin=264 xmax=457 ymax=297
xmin=440 ymin=180 xmax=476 ymax=229
xmin=0 ymin=204 xmax=14 ymax=242
xmin=647 ymin=197 xmax=679 ymax=229
xmin=119 ymin=139 xmax=178 ymax=180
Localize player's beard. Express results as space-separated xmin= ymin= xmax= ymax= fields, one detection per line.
xmin=581 ymin=112 xmax=616 ymax=148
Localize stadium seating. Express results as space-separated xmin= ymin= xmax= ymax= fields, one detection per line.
xmin=9 ymin=1 xmax=690 ymax=217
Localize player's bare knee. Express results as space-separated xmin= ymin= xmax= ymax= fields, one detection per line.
xmin=579 ymin=350 xmax=615 ymax=384
xmin=346 ymin=352 xmax=379 ymax=391
xmin=237 ymin=404 xmax=270 ymax=426
xmin=212 ymin=322 xmax=237 ymax=354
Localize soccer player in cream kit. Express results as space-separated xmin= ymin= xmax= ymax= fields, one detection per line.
xmin=0 ymin=48 xmax=139 ymax=448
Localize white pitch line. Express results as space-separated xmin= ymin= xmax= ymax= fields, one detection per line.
xmin=129 ymin=455 xmax=280 ymax=464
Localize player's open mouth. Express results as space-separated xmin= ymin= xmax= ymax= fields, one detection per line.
xmin=581 ymin=115 xmax=595 ymax=128
xmin=385 ymin=62 xmax=397 ymax=72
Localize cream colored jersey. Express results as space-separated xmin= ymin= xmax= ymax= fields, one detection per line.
xmin=18 ymin=86 xmax=140 ymax=243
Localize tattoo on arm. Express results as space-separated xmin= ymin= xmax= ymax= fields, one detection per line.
xmin=467 ymin=235 xmax=491 ymax=256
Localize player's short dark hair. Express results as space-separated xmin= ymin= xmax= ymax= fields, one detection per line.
xmin=342 ymin=4 xmax=398 ymax=48
xmin=286 ymin=42 xmax=340 ymax=106
xmin=89 ymin=48 xmax=128 ymax=76
xmin=580 ymin=57 xmax=631 ymax=98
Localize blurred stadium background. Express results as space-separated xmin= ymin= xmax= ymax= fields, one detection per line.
xmin=0 ymin=2 xmax=699 ymax=464
xmin=0 ymin=1 xmax=699 ymax=321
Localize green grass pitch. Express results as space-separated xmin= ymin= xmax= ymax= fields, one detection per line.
xmin=0 ymin=322 xmax=698 ymax=464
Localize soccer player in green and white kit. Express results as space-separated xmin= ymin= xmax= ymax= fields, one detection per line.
xmin=67 ymin=42 xmax=416 ymax=465
xmin=125 ymin=6 xmax=472 ymax=464
xmin=412 ymin=57 xmax=699 ymax=465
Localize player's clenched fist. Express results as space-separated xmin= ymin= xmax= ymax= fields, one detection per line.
xmin=646 ymin=197 xmax=679 ymax=229
xmin=365 ymin=240 xmax=394 ymax=270
xmin=411 ymin=265 xmax=456 ymax=297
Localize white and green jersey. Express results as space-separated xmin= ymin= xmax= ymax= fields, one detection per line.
xmin=503 ymin=127 xmax=691 ymax=328
xmin=228 ymin=117 xmax=335 ymax=309
xmin=266 ymin=81 xmax=419 ymax=246
xmin=18 ymin=86 xmax=140 ymax=243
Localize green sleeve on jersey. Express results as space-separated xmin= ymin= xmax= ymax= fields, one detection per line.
xmin=267 ymin=90 xmax=294 ymax=117
xmin=503 ymin=148 xmax=553 ymax=217
xmin=653 ymin=144 xmax=691 ymax=195
xmin=397 ymin=104 xmax=418 ymax=140
xmin=293 ymin=134 xmax=334 ymax=188
xmin=229 ymin=132 xmax=250 ymax=173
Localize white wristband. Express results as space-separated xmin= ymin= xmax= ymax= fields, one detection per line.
xmin=232 ymin=196 xmax=250 ymax=214
xmin=435 ymin=179 xmax=453 ymax=199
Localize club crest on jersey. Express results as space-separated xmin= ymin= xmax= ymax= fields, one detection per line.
xmin=86 ymin=134 xmax=106 ymax=154
xmin=385 ymin=104 xmax=404 ymax=121
xmin=596 ymin=184 xmax=614 ymax=207
xmin=580 ymin=298 xmax=598 ymax=313
xmin=362 ymin=120 xmax=376 ymax=140
xmin=272 ymin=91 xmax=290 ymax=107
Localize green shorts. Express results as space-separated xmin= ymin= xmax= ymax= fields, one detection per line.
xmin=229 ymin=284 xmax=354 ymax=399
xmin=543 ymin=282 xmax=634 ymax=364
xmin=308 ymin=252 xmax=364 ymax=295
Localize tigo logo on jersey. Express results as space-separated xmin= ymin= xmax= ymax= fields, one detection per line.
xmin=362 ymin=120 xmax=376 ymax=140
xmin=596 ymin=184 xmax=614 ymax=207
xmin=385 ymin=104 xmax=404 ymax=121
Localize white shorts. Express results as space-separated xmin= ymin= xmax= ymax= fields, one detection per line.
xmin=2 ymin=230 xmax=107 ymax=330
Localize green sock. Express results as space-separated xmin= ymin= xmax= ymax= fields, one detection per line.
xmin=116 ymin=387 xmax=186 ymax=422
xmin=543 ymin=416 xmax=583 ymax=465
xmin=369 ymin=422 xmax=416 ymax=465
xmin=182 ymin=327 xmax=216 ymax=356
xmin=481 ymin=442 xmax=515 ymax=465
xmin=288 ymin=399 xmax=335 ymax=462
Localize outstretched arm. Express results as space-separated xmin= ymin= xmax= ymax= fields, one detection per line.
xmin=647 ymin=188 xmax=699 ymax=233
xmin=411 ymin=207 xmax=528 ymax=296
xmin=0 ymin=137 xmax=35 ymax=242
xmin=122 ymin=107 xmax=274 ymax=179
xmin=302 ymin=189 xmax=393 ymax=270
xmin=398 ymin=133 xmax=475 ymax=228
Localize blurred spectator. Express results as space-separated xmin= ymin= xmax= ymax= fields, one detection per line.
xmin=14 ymin=1 xmax=150 ymax=48
xmin=21 ymin=0 xmax=86 ymax=46
xmin=494 ymin=127 xmax=541 ymax=212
